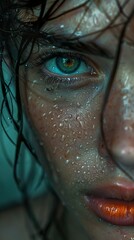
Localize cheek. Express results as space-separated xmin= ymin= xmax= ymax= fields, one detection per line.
xmin=20 ymin=78 xmax=111 ymax=208
xmin=24 ymin=92 xmax=101 ymax=166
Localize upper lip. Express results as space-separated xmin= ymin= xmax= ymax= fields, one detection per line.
xmin=85 ymin=178 xmax=134 ymax=201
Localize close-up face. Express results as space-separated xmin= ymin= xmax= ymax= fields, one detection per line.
xmin=18 ymin=0 xmax=134 ymax=239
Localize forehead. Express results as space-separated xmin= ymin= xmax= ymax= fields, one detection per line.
xmin=44 ymin=0 xmax=133 ymax=38
xmin=19 ymin=0 xmax=134 ymax=51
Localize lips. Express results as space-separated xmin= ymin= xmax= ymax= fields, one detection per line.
xmin=84 ymin=179 xmax=134 ymax=226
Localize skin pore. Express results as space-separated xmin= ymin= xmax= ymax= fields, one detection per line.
xmin=18 ymin=0 xmax=134 ymax=239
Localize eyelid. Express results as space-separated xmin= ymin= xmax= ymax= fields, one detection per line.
xmin=33 ymin=49 xmax=99 ymax=76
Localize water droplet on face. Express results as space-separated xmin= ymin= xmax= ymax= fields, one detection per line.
xmin=65 ymin=159 xmax=70 ymax=164
xmin=60 ymin=24 xmax=65 ymax=28
xmin=59 ymin=123 xmax=63 ymax=127
xmin=74 ymin=31 xmax=82 ymax=36
xmin=61 ymin=135 xmax=65 ymax=142
xmin=76 ymin=156 xmax=80 ymax=160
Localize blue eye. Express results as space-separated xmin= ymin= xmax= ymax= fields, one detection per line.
xmin=44 ymin=55 xmax=93 ymax=76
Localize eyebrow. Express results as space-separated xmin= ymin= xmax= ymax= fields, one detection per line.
xmin=37 ymin=31 xmax=115 ymax=59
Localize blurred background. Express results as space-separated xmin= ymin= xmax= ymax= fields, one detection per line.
xmin=0 ymin=59 xmax=46 ymax=208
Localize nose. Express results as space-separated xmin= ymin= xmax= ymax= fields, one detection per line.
xmin=103 ymin=46 xmax=134 ymax=171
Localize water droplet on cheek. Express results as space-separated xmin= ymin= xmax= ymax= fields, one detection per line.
xmin=65 ymin=159 xmax=70 ymax=164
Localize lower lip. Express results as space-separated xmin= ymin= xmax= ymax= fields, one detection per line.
xmin=85 ymin=196 xmax=134 ymax=226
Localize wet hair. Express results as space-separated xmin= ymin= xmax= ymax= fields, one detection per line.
xmin=0 ymin=0 xmax=134 ymax=239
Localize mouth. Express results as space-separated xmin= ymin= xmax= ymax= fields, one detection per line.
xmin=84 ymin=179 xmax=134 ymax=226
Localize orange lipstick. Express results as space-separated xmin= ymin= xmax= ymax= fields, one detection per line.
xmin=85 ymin=197 xmax=134 ymax=225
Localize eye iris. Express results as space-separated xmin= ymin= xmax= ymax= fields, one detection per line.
xmin=56 ymin=57 xmax=81 ymax=74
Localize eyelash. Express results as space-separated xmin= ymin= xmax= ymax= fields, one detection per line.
xmin=30 ymin=50 xmax=100 ymax=89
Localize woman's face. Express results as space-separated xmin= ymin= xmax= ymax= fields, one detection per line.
xmin=20 ymin=0 xmax=134 ymax=239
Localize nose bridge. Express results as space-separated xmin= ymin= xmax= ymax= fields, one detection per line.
xmin=103 ymin=44 xmax=134 ymax=167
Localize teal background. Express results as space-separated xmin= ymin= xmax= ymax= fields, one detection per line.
xmin=0 ymin=61 xmax=47 ymax=208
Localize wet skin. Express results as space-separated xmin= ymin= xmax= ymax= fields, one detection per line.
xmin=19 ymin=0 xmax=134 ymax=239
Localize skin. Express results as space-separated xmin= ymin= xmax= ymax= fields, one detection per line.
xmin=19 ymin=0 xmax=134 ymax=239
